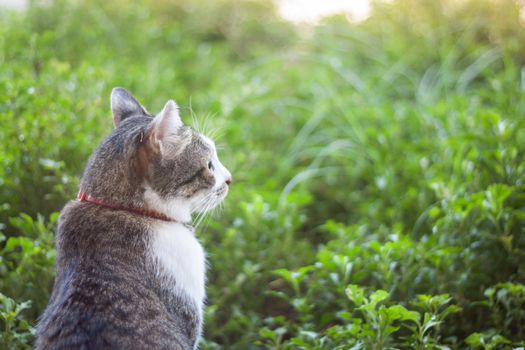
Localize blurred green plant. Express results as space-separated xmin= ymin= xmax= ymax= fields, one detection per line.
xmin=0 ymin=293 xmax=34 ymax=350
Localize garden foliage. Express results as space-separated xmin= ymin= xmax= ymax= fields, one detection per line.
xmin=0 ymin=0 xmax=524 ymax=348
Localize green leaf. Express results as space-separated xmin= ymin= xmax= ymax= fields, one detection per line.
xmin=387 ymin=305 xmax=419 ymax=323
xmin=346 ymin=285 xmax=366 ymax=307
xmin=369 ymin=290 xmax=389 ymax=307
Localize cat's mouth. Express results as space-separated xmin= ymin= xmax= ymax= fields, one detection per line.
xmin=209 ymin=185 xmax=228 ymax=208
xmin=217 ymin=184 xmax=229 ymax=199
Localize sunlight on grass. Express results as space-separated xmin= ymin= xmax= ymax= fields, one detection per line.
xmin=278 ymin=0 xmax=371 ymax=23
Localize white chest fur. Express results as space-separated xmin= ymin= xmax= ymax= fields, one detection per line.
xmin=150 ymin=222 xmax=206 ymax=311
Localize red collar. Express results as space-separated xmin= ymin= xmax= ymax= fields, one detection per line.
xmin=77 ymin=191 xmax=176 ymax=223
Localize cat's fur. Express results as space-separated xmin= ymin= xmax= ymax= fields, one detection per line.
xmin=36 ymin=88 xmax=231 ymax=350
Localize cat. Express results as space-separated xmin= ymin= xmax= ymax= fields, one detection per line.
xmin=35 ymin=88 xmax=232 ymax=350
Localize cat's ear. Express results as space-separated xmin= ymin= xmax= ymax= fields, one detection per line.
xmin=151 ymin=100 xmax=183 ymax=144
xmin=110 ymin=87 xmax=148 ymax=127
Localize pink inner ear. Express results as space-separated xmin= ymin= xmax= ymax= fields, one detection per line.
xmin=154 ymin=100 xmax=183 ymax=142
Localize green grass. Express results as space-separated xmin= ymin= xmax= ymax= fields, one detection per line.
xmin=0 ymin=0 xmax=524 ymax=349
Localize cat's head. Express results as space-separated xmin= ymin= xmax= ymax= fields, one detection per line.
xmin=79 ymin=88 xmax=231 ymax=223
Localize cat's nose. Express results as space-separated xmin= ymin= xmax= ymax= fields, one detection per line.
xmin=225 ymin=176 xmax=232 ymax=186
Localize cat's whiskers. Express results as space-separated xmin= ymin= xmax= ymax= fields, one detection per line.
xmin=200 ymin=195 xmax=218 ymax=226
xmin=198 ymin=200 xmax=224 ymax=230
xmin=193 ymin=191 xmax=215 ymax=228
xmin=192 ymin=197 xmax=209 ymax=225
xmin=194 ymin=202 xmax=211 ymax=228
xmin=197 ymin=191 xmax=215 ymax=212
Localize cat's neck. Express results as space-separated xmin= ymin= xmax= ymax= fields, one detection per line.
xmin=76 ymin=187 xmax=195 ymax=227
xmin=143 ymin=186 xmax=193 ymax=224
xmin=77 ymin=191 xmax=177 ymax=222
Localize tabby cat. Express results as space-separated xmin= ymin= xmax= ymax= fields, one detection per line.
xmin=36 ymin=88 xmax=231 ymax=350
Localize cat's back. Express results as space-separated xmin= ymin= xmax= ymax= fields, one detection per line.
xmin=36 ymin=202 xmax=193 ymax=350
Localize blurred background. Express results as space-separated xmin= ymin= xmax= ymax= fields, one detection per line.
xmin=0 ymin=0 xmax=524 ymax=349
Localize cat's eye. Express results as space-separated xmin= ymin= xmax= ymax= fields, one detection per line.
xmin=208 ymin=161 xmax=214 ymax=171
